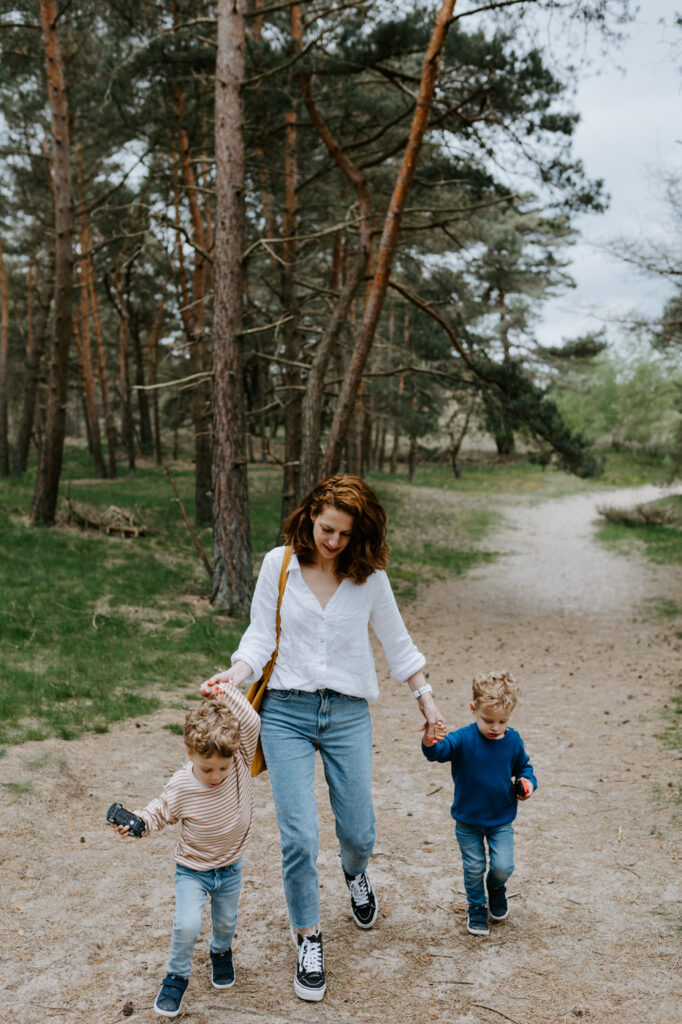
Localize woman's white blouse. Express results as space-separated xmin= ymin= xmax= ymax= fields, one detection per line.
xmin=232 ymin=546 xmax=426 ymax=702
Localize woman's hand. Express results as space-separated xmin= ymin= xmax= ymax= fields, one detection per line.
xmin=418 ymin=692 xmax=446 ymax=744
xmin=201 ymin=660 xmax=253 ymax=698
xmin=421 ymin=716 xmax=447 ymax=746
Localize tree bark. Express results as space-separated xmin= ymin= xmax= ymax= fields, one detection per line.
xmin=112 ymin=270 xmax=136 ymax=472
xmin=297 ymin=74 xmax=373 ymax=496
xmin=170 ymin=127 xmax=213 ymax=525
xmin=86 ymin=255 xmax=117 ymax=477
xmin=280 ymin=2 xmax=304 ymax=523
xmin=14 ymin=256 xmax=53 ymax=477
xmin=321 ymin=0 xmax=456 ymax=477
xmin=0 ymin=236 xmax=10 ymax=476
xmin=31 ymin=0 xmax=74 ymax=523
xmin=211 ymin=0 xmax=252 ymax=615
xmin=148 ymin=275 xmax=169 ymax=465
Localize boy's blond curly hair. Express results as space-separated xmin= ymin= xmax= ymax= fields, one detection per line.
xmin=184 ymin=700 xmax=241 ymax=758
xmin=471 ymin=671 xmax=520 ymax=712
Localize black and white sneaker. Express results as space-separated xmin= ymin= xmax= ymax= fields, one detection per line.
xmin=294 ymin=931 xmax=326 ymax=1001
xmin=343 ymin=869 xmax=378 ymax=929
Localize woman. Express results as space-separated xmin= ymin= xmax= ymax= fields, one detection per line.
xmin=202 ymin=475 xmax=443 ymax=1002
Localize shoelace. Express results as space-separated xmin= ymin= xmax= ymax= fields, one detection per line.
xmin=348 ymin=873 xmax=370 ymax=907
xmin=299 ymin=935 xmax=323 ymax=974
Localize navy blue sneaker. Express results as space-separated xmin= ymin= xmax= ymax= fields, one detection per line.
xmin=154 ymin=973 xmax=188 ymax=1018
xmin=211 ymin=947 xmax=235 ymax=988
xmin=487 ymin=878 xmax=509 ymax=921
xmin=467 ymin=904 xmax=489 ymax=935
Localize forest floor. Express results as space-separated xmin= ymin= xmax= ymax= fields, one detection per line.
xmin=1 ymin=482 xmax=680 ymax=1024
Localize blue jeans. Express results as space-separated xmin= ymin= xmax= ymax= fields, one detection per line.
xmin=167 ymin=860 xmax=242 ymax=977
xmin=455 ymin=821 xmax=514 ymax=907
xmin=260 ymin=688 xmax=376 ymax=930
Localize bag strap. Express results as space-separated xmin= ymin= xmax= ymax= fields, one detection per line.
xmin=272 ymin=545 xmax=292 ymax=662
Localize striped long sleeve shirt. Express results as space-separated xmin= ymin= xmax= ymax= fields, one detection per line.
xmin=134 ymin=687 xmax=260 ymax=871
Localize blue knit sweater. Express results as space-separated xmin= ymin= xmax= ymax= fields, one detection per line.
xmin=422 ymin=722 xmax=537 ymax=827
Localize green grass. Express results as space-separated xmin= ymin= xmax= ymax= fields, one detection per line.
xmin=372 ymin=446 xmax=672 ymax=495
xmin=596 ymin=521 xmax=682 ymax=566
xmin=0 ymin=452 xmax=246 ymax=745
xmin=2 ymin=442 xmax=672 ymax=746
xmin=0 ymin=447 xmax=499 ymax=744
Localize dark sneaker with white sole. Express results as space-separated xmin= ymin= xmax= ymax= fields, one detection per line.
xmin=467 ymin=904 xmax=490 ymax=935
xmin=294 ymin=930 xmax=326 ymax=1001
xmin=343 ymin=869 xmax=378 ymax=929
xmin=154 ymin=973 xmax=188 ymax=1017
xmin=486 ymin=879 xmax=509 ymax=921
xmin=211 ymin=947 xmax=235 ymax=988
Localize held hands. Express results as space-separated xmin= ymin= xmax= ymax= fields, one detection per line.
xmin=420 ymin=718 xmax=447 ymax=746
xmin=200 ymin=670 xmax=237 ymax=699
xmin=417 ymin=690 xmax=446 ymax=745
xmin=200 ymin=661 xmax=252 ymax=698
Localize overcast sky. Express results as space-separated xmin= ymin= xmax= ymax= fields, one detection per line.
xmin=533 ymin=1 xmax=681 ymax=350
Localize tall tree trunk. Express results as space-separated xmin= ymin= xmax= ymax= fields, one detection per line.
xmin=130 ymin=316 xmax=154 ymax=457
xmin=148 ymin=274 xmax=169 ymax=465
xmin=280 ymin=2 xmax=304 ymax=523
xmin=389 ymin=419 xmax=400 ymax=474
xmin=73 ymin=306 xmax=106 ymax=476
xmin=408 ymin=434 xmax=418 ymax=482
xmin=211 ymin=0 xmax=252 ymax=614
xmin=297 ymin=76 xmax=373 ymax=496
xmin=322 ymin=0 xmax=456 ymax=477
xmin=86 ymin=258 xmax=117 ymax=477
xmin=113 ymin=271 xmax=136 ymax=472
xmin=0 ymin=236 xmax=10 ymax=476
xmin=74 ymin=142 xmax=105 ymax=476
xmin=14 ymin=257 xmax=53 ymax=477
xmin=31 ymin=0 xmax=74 ymax=523
xmin=170 ymin=129 xmax=213 ymax=525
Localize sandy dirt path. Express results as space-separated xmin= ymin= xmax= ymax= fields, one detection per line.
xmin=1 ymin=484 xmax=680 ymax=1024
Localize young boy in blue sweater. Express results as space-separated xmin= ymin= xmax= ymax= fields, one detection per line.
xmin=422 ymin=671 xmax=536 ymax=936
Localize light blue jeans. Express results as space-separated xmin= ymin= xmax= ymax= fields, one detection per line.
xmin=260 ymin=688 xmax=376 ymax=930
xmin=455 ymin=821 xmax=514 ymax=908
xmin=167 ymin=860 xmax=242 ymax=977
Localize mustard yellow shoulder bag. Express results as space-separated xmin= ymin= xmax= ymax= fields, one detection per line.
xmin=246 ymin=546 xmax=292 ymax=777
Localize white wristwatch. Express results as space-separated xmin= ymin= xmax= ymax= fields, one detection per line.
xmin=412 ymin=683 xmax=433 ymax=699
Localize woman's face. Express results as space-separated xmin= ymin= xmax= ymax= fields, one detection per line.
xmin=311 ymin=503 xmax=354 ymax=564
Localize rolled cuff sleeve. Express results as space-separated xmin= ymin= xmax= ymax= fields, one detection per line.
xmin=370 ymin=571 xmax=426 ymax=682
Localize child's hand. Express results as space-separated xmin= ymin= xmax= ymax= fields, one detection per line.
xmin=201 ymin=670 xmax=236 ymax=698
xmin=421 ymin=719 xmax=447 ymax=745
xmin=110 ymin=823 xmax=132 ymax=837
xmin=201 ymin=661 xmax=252 ymax=697
xmin=514 ymin=778 xmax=534 ymax=800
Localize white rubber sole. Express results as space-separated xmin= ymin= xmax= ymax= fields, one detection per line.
xmin=212 ymin=976 xmax=236 ymax=989
xmin=154 ymin=1000 xmax=182 ymax=1018
xmin=294 ymin=974 xmax=326 ymax=1001
xmin=351 ymin=901 xmax=379 ymax=929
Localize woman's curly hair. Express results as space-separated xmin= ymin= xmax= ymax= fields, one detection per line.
xmin=283 ymin=474 xmax=389 ymax=584
xmin=184 ymin=700 xmax=241 ymax=758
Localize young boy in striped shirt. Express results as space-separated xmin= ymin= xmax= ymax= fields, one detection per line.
xmin=110 ymin=690 xmax=260 ymax=1018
